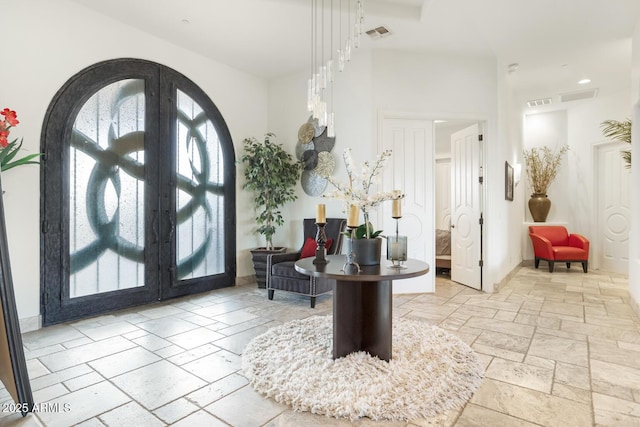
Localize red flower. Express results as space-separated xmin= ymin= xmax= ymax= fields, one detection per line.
xmin=0 ymin=121 xmax=7 ymax=147
xmin=1 ymin=108 xmax=19 ymax=127
xmin=0 ymin=108 xmax=42 ymax=171
xmin=0 ymin=131 xmax=8 ymax=148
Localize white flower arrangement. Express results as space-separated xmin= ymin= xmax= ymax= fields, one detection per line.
xmin=324 ymin=148 xmax=403 ymax=238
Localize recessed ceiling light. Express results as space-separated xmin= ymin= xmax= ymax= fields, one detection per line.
xmin=578 ymin=78 xmax=591 ymax=85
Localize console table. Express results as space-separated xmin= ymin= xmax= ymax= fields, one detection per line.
xmin=295 ymin=255 xmax=429 ymax=361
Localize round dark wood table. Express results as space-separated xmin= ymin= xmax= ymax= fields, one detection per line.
xmin=295 ymin=255 xmax=430 ymax=361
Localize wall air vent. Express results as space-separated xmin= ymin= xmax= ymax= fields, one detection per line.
xmin=527 ymin=98 xmax=552 ymax=108
xmin=560 ymin=88 xmax=598 ymax=103
xmin=366 ymin=26 xmax=391 ymax=39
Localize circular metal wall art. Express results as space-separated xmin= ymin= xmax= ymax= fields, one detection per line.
xmin=295 ymin=141 xmax=314 ymax=160
xmin=301 ymin=150 xmax=319 ymax=171
xmin=307 ymin=116 xmax=326 ymax=137
xmin=315 ymin=151 xmax=335 ymax=178
xmin=313 ymin=129 xmax=336 ymax=152
xmin=297 ymin=117 xmax=336 ymax=196
xmin=298 ymin=123 xmax=315 ymax=144
xmin=301 ymin=170 xmax=328 ymax=196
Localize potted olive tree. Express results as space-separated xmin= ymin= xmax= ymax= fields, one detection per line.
xmin=240 ymin=133 xmax=301 ymax=288
xmin=601 ymin=118 xmax=631 ymax=168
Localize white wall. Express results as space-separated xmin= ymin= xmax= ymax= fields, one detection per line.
xmin=523 ymin=110 xmax=569 ymax=222
xmin=268 ymin=53 xmax=375 ymax=248
xmin=567 ymin=91 xmax=632 ymax=234
xmin=498 ymin=63 xmax=525 ymax=277
xmin=2 ymin=0 xmax=269 ymax=325
xmin=372 ymin=50 xmax=496 ymax=115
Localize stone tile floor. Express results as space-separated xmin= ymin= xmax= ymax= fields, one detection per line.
xmin=0 ymin=265 xmax=638 ymax=426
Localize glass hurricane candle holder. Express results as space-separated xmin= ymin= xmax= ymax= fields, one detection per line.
xmin=387 ymin=235 xmax=407 ymax=269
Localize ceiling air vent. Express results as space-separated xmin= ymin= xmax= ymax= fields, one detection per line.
xmin=366 ymin=26 xmax=391 ymax=39
xmin=560 ymin=88 xmax=598 ymax=103
xmin=527 ymin=98 xmax=552 ymax=108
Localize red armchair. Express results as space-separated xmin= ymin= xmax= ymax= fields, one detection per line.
xmin=528 ymin=226 xmax=589 ymax=273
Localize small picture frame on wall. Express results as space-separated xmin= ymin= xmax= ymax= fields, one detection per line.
xmin=505 ymin=161 xmax=514 ymax=201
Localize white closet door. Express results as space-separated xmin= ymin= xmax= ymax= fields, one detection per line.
xmin=597 ymin=142 xmax=630 ymax=274
xmin=382 ymin=117 xmax=434 ymax=293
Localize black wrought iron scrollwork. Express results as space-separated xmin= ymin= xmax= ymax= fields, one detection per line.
xmin=70 ymin=82 xmax=223 ymax=280
xmin=174 ymin=108 xmax=224 ymax=279
xmin=151 ymin=209 xmax=159 ymax=244
xmin=69 ymin=128 xmax=145 ymax=274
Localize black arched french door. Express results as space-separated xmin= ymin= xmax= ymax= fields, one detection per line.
xmin=41 ymin=59 xmax=236 ymax=325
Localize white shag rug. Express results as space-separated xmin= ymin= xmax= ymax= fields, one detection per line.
xmin=242 ymin=315 xmax=483 ymax=421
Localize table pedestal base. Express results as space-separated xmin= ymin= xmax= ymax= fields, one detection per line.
xmin=333 ymin=280 xmax=392 ymax=361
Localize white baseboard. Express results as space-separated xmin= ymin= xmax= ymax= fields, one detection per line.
xmin=235 ymin=275 xmax=256 ymax=287
xmin=19 ymin=315 xmax=41 ymax=332
xmin=492 ymin=263 xmax=523 ymax=293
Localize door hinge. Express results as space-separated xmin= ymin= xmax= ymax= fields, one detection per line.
xmin=41 ymin=220 xmax=48 ymax=234
xmin=478 ymin=134 xmax=483 ymax=141
xmin=479 ymin=216 xmax=484 ymax=225
xmin=479 ymin=176 xmax=483 ymax=184
xmin=42 ymin=292 xmax=48 ymax=306
xmin=479 ymin=260 xmax=484 ymax=267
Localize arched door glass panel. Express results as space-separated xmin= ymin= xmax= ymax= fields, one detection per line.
xmin=176 ymin=89 xmax=225 ymax=280
xmin=70 ymin=79 xmax=146 ymax=298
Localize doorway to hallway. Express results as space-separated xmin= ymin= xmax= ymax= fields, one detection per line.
xmin=380 ymin=115 xmax=485 ymax=292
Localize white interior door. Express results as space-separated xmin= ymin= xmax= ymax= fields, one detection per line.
xmin=597 ymin=142 xmax=630 ymax=274
xmin=450 ymin=124 xmax=482 ymax=289
xmin=382 ymin=117 xmax=434 ymax=293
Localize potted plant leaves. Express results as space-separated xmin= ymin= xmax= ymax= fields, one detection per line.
xmin=240 ymin=133 xmax=301 ymax=288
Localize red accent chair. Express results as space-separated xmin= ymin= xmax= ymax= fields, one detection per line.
xmin=528 ymin=226 xmax=589 ymax=273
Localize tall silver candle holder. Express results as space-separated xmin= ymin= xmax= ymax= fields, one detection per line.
xmin=387 ymin=205 xmax=407 ymax=269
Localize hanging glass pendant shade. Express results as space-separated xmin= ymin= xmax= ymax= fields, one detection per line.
xmin=307 ymin=0 xmax=365 ymax=136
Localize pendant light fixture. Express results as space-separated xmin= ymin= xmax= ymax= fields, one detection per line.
xmin=307 ymin=0 xmax=365 ymax=138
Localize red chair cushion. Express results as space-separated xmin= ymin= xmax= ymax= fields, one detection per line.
xmin=529 ymin=226 xmax=569 ymax=246
xmin=300 ymin=237 xmax=333 ymax=258
xmin=552 ymin=246 xmax=588 ymax=261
